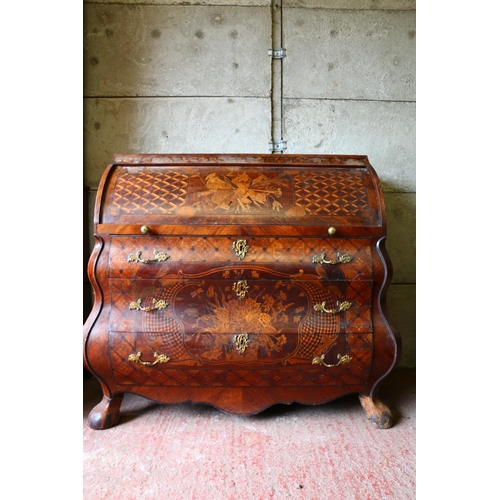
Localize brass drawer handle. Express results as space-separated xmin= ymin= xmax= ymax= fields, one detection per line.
xmin=129 ymin=298 xmax=170 ymax=312
xmin=233 ymin=280 xmax=249 ymax=300
xmin=312 ymin=252 xmax=353 ymax=265
xmin=314 ymin=300 xmax=351 ymax=315
xmin=312 ymin=353 xmax=352 ymax=368
xmin=128 ymin=351 xmax=170 ymax=366
xmin=127 ymin=249 xmax=170 ymax=264
xmin=141 ymin=225 xmax=150 ymax=234
xmin=232 ymin=239 xmax=249 ymax=260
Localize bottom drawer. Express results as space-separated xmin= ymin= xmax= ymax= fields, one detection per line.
xmin=108 ymin=331 xmax=373 ymax=387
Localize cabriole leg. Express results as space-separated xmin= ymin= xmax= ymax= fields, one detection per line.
xmin=88 ymin=394 xmax=124 ymax=430
xmin=358 ymin=394 xmax=394 ymax=429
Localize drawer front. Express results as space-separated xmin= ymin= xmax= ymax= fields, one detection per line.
xmin=109 ymin=236 xmax=373 ymax=280
xmin=109 ymin=276 xmax=373 ymax=337
xmin=109 ymin=331 xmax=373 ymax=387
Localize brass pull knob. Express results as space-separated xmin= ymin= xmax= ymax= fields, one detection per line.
xmin=312 ymin=353 xmax=352 ymax=368
xmin=232 ymin=239 xmax=249 ymax=260
xmin=141 ymin=225 xmax=150 ymax=234
xmin=327 ymin=226 xmax=336 ymax=236
xmin=314 ymin=300 xmax=351 ymax=315
xmin=128 ymin=351 xmax=170 ymax=366
xmin=128 ymin=250 xmax=170 ymax=264
xmin=312 ymin=252 xmax=353 ymax=265
xmin=129 ymin=298 xmax=169 ymax=312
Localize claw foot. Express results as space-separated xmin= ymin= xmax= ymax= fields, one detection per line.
xmin=88 ymin=394 xmax=124 ymax=430
xmin=358 ymin=394 xmax=394 ymax=429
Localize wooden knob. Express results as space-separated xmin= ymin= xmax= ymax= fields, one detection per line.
xmin=141 ymin=225 xmax=150 ymax=234
xmin=327 ymin=226 xmax=336 ymax=236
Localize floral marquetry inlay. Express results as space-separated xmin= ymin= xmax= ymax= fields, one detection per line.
xmin=190 ymin=171 xmax=290 ymax=214
xmin=190 ymin=285 xmax=289 ymax=361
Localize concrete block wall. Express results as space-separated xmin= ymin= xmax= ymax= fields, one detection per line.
xmin=83 ymin=0 xmax=416 ymax=368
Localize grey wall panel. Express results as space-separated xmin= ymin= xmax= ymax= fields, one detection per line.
xmin=84 ymin=1 xmax=271 ymax=5
xmin=283 ymin=9 xmax=416 ymax=101
xmin=284 ymin=0 xmax=415 ymax=9
xmin=84 ymin=97 xmax=271 ymax=187
xmin=84 ymin=4 xmax=271 ymax=97
xmin=385 ymin=193 xmax=416 ymax=284
xmin=283 ymin=98 xmax=415 ymax=193
xmin=387 ymin=284 xmax=415 ymax=368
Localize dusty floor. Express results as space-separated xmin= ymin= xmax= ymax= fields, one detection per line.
xmin=83 ymin=369 xmax=415 ymax=499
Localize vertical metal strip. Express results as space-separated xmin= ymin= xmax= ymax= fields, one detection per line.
xmin=271 ymin=1 xmax=283 ymax=153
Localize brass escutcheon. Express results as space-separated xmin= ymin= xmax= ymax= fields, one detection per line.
xmin=128 ymin=249 xmax=170 ymax=264
xmin=234 ymin=333 xmax=250 ymax=354
xmin=232 ymin=239 xmax=249 ymax=260
xmin=312 ymin=252 xmax=353 ymax=265
xmin=312 ymin=353 xmax=353 ymax=368
xmin=129 ymin=298 xmax=169 ymax=312
xmin=314 ymin=300 xmax=352 ymax=315
xmin=233 ymin=280 xmax=250 ymax=300
xmin=128 ymin=351 xmax=170 ymax=366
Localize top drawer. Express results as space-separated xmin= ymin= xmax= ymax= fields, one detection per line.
xmin=108 ymin=235 xmax=373 ymax=280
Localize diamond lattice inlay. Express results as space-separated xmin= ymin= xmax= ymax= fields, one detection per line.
xmin=112 ymin=169 xmax=188 ymax=215
xmin=294 ymin=171 xmax=369 ymax=216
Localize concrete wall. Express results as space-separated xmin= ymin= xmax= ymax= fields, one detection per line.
xmin=83 ymin=0 xmax=416 ymax=368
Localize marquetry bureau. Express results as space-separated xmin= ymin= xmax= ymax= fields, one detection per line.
xmin=84 ymin=153 xmax=401 ymax=430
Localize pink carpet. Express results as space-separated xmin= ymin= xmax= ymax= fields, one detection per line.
xmin=83 ymin=369 xmax=415 ymax=499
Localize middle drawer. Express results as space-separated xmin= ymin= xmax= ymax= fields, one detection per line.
xmin=108 ymin=276 xmax=373 ymax=335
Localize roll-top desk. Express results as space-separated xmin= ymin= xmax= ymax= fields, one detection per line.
xmin=83 ymin=154 xmax=401 ymax=429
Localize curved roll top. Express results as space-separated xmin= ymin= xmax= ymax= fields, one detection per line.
xmin=95 ymin=154 xmax=386 ymax=236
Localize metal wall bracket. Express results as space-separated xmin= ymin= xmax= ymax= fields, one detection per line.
xmin=268 ymin=140 xmax=287 ymax=152
xmin=268 ymin=48 xmax=286 ymax=59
